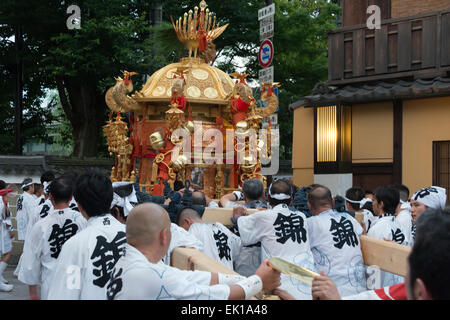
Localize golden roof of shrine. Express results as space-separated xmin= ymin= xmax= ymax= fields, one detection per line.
xmin=132 ymin=57 xmax=234 ymax=105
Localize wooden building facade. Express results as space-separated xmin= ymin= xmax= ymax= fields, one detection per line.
xmin=290 ymin=0 xmax=450 ymax=198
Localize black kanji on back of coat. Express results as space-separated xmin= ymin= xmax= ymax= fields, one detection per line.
xmin=273 ymin=212 xmax=307 ymax=244
xmin=40 ymin=204 xmax=51 ymax=218
xmin=329 ymin=216 xmax=359 ymax=249
xmin=69 ymin=202 xmax=79 ymax=212
xmin=16 ymin=196 xmax=23 ymax=211
xmin=48 ymin=219 xmax=79 ymax=258
xmin=106 ymin=267 xmax=123 ymax=300
xmin=213 ymin=229 xmax=232 ymax=261
xmin=91 ymin=231 xmax=126 ymax=288
xmin=391 ymin=228 xmax=405 ymax=244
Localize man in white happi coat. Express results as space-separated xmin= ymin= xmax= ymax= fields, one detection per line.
xmin=14 ymin=178 xmax=38 ymax=277
xmin=391 ymin=184 xmax=413 ymax=246
xmin=15 ymin=178 xmax=36 ymax=241
xmin=26 ymin=171 xmax=56 ymax=237
xmin=107 ymin=202 xmax=281 ymax=300
xmin=367 ymin=186 xmax=407 ymax=287
xmin=235 ymin=180 xmax=315 ymax=300
xmin=220 ymin=179 xmax=270 ymax=277
xmin=34 ymin=184 xmax=45 ymax=206
xmin=276 ymin=207 xmax=450 ymax=301
xmin=109 ymin=182 xmax=204 ymax=266
xmin=307 ymin=185 xmax=367 ymax=297
xmin=344 ymin=187 xmax=376 ymax=233
xmin=177 ymin=207 xmax=241 ymax=270
xmin=47 ymin=170 xmax=127 ymax=300
xmin=409 ymin=186 xmax=447 ymax=246
xmin=0 ymin=180 xmax=14 ymax=292
xmin=18 ymin=177 xmax=87 ymax=300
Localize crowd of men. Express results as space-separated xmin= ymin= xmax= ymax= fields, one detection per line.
xmin=0 ymin=169 xmax=448 ymax=300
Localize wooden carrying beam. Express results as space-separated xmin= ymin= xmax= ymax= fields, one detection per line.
xmin=171 ymin=247 xmax=278 ymax=300
xmin=171 ymin=247 xmax=239 ymax=275
xmin=202 ymin=207 xmax=259 ymax=225
xmin=360 ymin=235 xmax=411 ymax=277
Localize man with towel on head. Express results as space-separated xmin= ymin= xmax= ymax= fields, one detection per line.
xmin=235 ymin=179 xmax=316 ymax=300
xmin=15 ymin=178 xmax=36 ymax=242
xmin=409 ymin=186 xmax=447 ymax=246
xmin=14 ymin=178 xmax=38 ymax=277
xmin=344 ymin=187 xmax=376 ymax=234
xmin=26 ymin=171 xmax=56 ymax=237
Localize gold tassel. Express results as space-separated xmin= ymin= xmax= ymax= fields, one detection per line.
xmin=151 ymin=160 xmax=158 ymax=184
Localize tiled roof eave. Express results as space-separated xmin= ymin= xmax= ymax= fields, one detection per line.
xmin=289 ymin=77 xmax=450 ymax=110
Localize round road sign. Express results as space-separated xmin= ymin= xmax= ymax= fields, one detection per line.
xmin=258 ymin=39 xmax=274 ymax=68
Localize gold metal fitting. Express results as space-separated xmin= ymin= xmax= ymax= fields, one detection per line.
xmin=150 ymin=131 xmax=166 ymax=151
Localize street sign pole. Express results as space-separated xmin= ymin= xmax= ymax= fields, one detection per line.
xmin=258 ymin=2 xmax=278 ymax=129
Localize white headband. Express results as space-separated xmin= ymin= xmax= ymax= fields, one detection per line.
xmin=344 ymin=197 xmax=361 ymax=204
xmin=22 ymin=181 xmax=34 ymax=190
xmin=110 ymin=182 xmax=137 ymax=217
xmin=412 ymin=186 xmax=447 ymax=210
xmin=359 ymin=197 xmax=372 ymax=208
xmin=43 ymin=181 xmax=51 ymax=194
xmin=268 ymin=182 xmax=291 ymax=200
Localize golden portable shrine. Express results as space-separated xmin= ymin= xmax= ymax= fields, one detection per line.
xmin=104 ymin=1 xmax=279 ymax=199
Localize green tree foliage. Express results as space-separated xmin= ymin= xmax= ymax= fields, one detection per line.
xmin=1 ymin=0 xmax=156 ymax=157
xmin=0 ymin=24 xmax=56 ymax=154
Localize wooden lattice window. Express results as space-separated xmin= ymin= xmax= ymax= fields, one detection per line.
xmin=433 ymin=141 xmax=450 ymax=201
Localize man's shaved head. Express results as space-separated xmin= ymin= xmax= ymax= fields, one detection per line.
xmin=177 ymin=207 xmax=202 ymax=231
xmin=126 ymin=203 xmax=171 ymax=247
xmin=308 ymin=185 xmax=333 ymax=210
xmin=177 ymin=207 xmax=201 ymax=225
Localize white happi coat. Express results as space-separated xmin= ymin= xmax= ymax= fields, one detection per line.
xmin=18 ymin=207 xmax=87 ymax=299
xmin=367 ymin=215 xmax=407 ymax=245
xmin=47 ymin=214 xmax=126 ymax=300
xmin=26 ymin=198 xmax=53 ymax=238
xmin=308 ymin=209 xmax=367 ymax=297
xmin=360 ymin=209 xmax=377 ymax=233
xmin=237 ymin=204 xmax=316 ymax=300
xmin=26 ymin=198 xmax=79 ymax=238
xmin=16 ymin=192 xmax=37 ymax=240
xmin=161 ymin=223 xmax=204 ymax=266
xmin=396 ymin=202 xmax=412 ymax=246
xmin=367 ymin=214 xmax=406 ymax=287
xmin=0 ymin=201 xmax=12 ymax=254
xmin=36 ymin=195 xmax=45 ymax=206
xmin=188 ymin=222 xmax=241 ymax=271
xmin=109 ymin=243 xmax=230 ymax=300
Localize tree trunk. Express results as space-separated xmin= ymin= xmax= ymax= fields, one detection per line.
xmin=57 ymin=76 xmax=106 ymax=158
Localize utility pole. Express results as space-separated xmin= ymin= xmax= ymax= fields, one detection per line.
xmin=14 ymin=24 xmax=23 ymax=155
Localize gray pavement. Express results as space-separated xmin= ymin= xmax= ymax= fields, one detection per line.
xmin=0 ymin=265 xmax=30 ymax=300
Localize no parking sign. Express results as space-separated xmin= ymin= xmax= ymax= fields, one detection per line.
xmin=258 ymin=39 xmax=274 ymax=68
